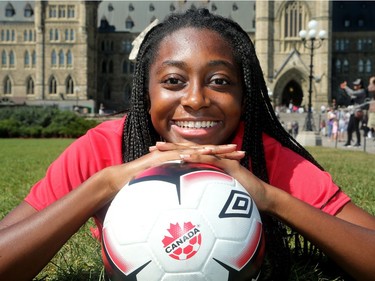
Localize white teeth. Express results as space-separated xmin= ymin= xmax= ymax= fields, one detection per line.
xmin=175 ymin=121 xmax=218 ymax=129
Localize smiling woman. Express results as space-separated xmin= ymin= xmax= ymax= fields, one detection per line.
xmin=1 ymin=8 xmax=375 ymax=281
xmin=148 ymin=28 xmax=242 ymax=145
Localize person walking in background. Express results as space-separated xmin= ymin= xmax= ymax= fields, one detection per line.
xmin=340 ymin=78 xmax=366 ymax=147
xmin=344 ymin=108 xmax=364 ymax=147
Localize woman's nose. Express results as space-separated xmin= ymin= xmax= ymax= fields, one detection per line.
xmin=181 ymin=83 xmax=211 ymax=110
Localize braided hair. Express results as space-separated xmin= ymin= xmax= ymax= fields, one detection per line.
xmin=122 ymin=8 xmax=325 ymax=280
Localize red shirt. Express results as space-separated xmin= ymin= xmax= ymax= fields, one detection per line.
xmin=25 ymin=117 xmax=350 ymax=219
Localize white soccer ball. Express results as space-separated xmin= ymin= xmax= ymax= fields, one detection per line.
xmin=102 ymin=162 xmax=264 ymax=281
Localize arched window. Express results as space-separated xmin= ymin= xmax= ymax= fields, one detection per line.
xmin=335 ymin=59 xmax=341 ymax=73
xmin=125 ymin=16 xmax=134 ymax=29
xmin=24 ymin=50 xmax=30 ymax=67
xmin=55 ymin=29 xmax=59 ymax=41
xmin=358 ymin=59 xmax=364 ymax=73
xmin=5 ymin=3 xmax=15 ymax=17
xmin=24 ymin=3 xmax=34 ymax=17
xmin=51 ymin=50 xmax=57 ymax=66
xmin=26 ymin=77 xmax=34 ymax=95
xmin=66 ymin=75 xmax=74 ymax=94
xmin=59 ymin=50 xmax=64 ymax=66
xmin=67 ymin=50 xmax=72 ymax=66
xmin=4 ymin=76 xmax=12 ymax=94
xmin=49 ymin=76 xmax=57 ymax=94
xmin=9 ymin=50 xmax=15 ymax=67
xmin=1 ymin=50 xmax=7 ymax=66
xmin=32 ymin=50 xmax=36 ymax=66
xmin=365 ymin=59 xmax=372 ymax=73
xmin=284 ymin=2 xmax=306 ymax=38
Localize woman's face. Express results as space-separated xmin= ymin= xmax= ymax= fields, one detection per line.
xmin=148 ymin=27 xmax=243 ymax=145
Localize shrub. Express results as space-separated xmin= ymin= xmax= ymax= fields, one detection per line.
xmin=0 ymin=106 xmax=99 ymax=138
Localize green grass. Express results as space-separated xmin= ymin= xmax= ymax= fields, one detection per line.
xmin=0 ymin=139 xmax=374 ymax=280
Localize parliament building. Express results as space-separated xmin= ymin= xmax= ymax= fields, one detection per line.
xmin=0 ymin=1 xmax=374 ymax=113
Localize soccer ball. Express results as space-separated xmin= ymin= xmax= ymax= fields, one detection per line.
xmin=102 ymin=162 xmax=265 ymax=281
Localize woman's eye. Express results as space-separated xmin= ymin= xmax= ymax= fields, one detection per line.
xmin=164 ymin=77 xmax=181 ymax=85
xmin=212 ymin=78 xmax=229 ymax=85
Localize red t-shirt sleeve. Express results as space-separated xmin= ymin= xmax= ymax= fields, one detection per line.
xmin=24 ymin=118 xmax=125 ymax=211
xmin=263 ymin=135 xmax=350 ymax=215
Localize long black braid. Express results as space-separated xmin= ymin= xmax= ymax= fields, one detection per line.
xmin=122 ymin=8 xmax=326 ymax=280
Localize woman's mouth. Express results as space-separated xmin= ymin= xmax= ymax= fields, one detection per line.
xmin=174 ymin=120 xmax=219 ymax=129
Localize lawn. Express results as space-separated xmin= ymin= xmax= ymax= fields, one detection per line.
xmin=0 ymin=139 xmax=374 ymax=280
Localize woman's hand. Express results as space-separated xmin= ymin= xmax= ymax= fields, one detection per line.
xmin=148 ymin=142 xmax=274 ymax=212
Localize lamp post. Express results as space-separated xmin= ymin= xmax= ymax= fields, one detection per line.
xmin=299 ymin=20 xmax=326 ymax=131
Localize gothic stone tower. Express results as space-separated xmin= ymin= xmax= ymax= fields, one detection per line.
xmin=255 ymin=0 xmax=331 ymax=112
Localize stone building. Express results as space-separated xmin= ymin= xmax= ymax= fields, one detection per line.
xmin=1 ymin=1 xmax=374 ymax=114
xmin=0 ymin=1 xmax=99 ymax=112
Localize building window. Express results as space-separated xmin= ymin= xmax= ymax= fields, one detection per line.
xmin=67 ymin=50 xmax=72 ymax=66
xmin=26 ymin=77 xmax=34 ymax=95
xmin=357 ymin=39 xmax=363 ymax=51
xmin=64 ymin=29 xmax=74 ymax=42
xmin=170 ymin=4 xmax=175 ymax=12
xmin=51 ymin=50 xmax=57 ymax=66
xmin=212 ymin=4 xmax=217 ymax=11
xmin=344 ymin=19 xmax=350 ymax=28
xmin=66 ymin=76 xmax=74 ymax=94
xmin=122 ymin=40 xmax=132 ymax=53
xmin=4 ymin=76 xmax=12 ymax=94
xmin=9 ymin=51 xmax=15 ymax=68
xmin=32 ymin=50 xmax=36 ymax=66
xmin=24 ymin=51 xmax=30 ymax=67
xmin=49 ymin=76 xmax=57 ymax=94
xmin=59 ymin=50 xmax=64 ymax=66
xmin=67 ymin=5 xmax=75 ymax=18
xmin=232 ymin=3 xmax=238 ymax=11
xmin=335 ymin=59 xmax=341 ymax=73
xmin=24 ymin=3 xmax=34 ymax=17
xmin=49 ymin=5 xmax=57 ymax=18
xmin=2 ymin=50 xmax=7 ymax=66
xmin=58 ymin=5 xmax=66 ymax=18
xmin=5 ymin=3 xmax=15 ymax=17
xmin=149 ymin=3 xmax=155 ymax=12
xmin=284 ymin=2 xmax=306 ymax=38
xmin=129 ymin=3 xmax=134 ymax=11
xmin=365 ymin=59 xmax=372 ymax=73
xmin=125 ymin=16 xmax=134 ymax=29
xmin=343 ymin=59 xmax=349 ymax=73
xmin=358 ymin=59 xmax=364 ymax=73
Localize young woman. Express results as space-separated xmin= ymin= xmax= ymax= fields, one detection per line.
xmin=1 ymin=8 xmax=375 ymax=281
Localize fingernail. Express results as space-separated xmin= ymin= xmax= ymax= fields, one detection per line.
xmin=156 ymin=141 xmax=166 ymax=145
